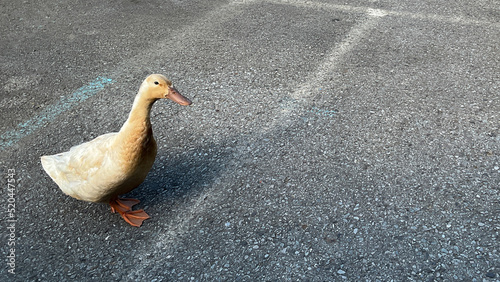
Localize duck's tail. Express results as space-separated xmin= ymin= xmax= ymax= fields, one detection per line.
xmin=41 ymin=155 xmax=59 ymax=183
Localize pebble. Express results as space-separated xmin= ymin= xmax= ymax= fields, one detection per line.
xmin=337 ymin=270 xmax=346 ymax=275
xmin=485 ymin=272 xmax=496 ymax=278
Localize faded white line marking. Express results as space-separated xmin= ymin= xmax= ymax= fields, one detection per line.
xmin=291 ymin=9 xmax=386 ymax=101
xmin=268 ymin=0 xmax=499 ymax=27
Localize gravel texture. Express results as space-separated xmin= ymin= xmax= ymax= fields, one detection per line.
xmin=1 ymin=0 xmax=499 ymax=281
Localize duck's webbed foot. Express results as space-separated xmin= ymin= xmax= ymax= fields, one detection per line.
xmin=109 ymin=197 xmax=150 ymax=227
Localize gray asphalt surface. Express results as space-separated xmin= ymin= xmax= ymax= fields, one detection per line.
xmin=1 ymin=0 xmax=499 ymax=280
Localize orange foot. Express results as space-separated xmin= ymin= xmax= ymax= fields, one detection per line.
xmin=109 ymin=197 xmax=150 ymax=227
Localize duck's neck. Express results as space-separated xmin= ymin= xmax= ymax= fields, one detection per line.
xmin=119 ymin=91 xmax=158 ymax=137
xmin=116 ymin=91 xmax=158 ymax=167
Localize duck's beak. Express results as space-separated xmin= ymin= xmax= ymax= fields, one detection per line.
xmin=167 ymin=86 xmax=192 ymax=106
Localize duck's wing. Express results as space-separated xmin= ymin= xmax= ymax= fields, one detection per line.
xmin=41 ymin=133 xmax=119 ymax=200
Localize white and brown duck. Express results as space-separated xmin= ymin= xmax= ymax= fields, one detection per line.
xmin=41 ymin=74 xmax=191 ymax=227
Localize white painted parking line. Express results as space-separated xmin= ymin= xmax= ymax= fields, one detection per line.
xmin=127 ymin=2 xmax=389 ymax=276
xmin=291 ymin=9 xmax=387 ymax=101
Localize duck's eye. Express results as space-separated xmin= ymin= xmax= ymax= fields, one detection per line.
xmin=154 ymin=81 xmax=159 ymax=85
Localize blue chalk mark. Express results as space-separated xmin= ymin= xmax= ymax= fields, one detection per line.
xmin=0 ymin=76 xmax=114 ymax=150
xmin=309 ymin=107 xmax=336 ymax=117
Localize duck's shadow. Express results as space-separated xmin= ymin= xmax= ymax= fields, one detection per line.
xmin=125 ymin=140 xmax=231 ymax=209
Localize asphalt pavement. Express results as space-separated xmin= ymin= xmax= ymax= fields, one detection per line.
xmin=1 ymin=0 xmax=499 ymax=280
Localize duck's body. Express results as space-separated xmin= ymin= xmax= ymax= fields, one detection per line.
xmin=41 ymin=74 xmax=191 ymax=226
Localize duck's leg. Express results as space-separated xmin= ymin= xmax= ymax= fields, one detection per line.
xmin=109 ymin=197 xmax=150 ymax=227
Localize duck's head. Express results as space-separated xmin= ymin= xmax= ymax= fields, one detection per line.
xmin=141 ymin=74 xmax=192 ymax=106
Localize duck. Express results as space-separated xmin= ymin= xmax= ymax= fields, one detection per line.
xmin=41 ymin=74 xmax=192 ymax=227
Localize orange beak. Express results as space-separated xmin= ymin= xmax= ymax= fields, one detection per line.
xmin=167 ymin=86 xmax=192 ymax=106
